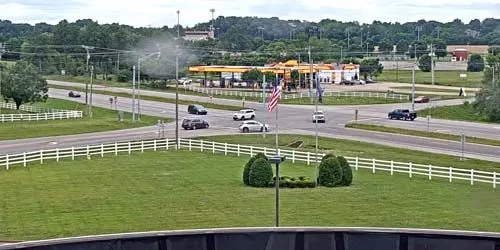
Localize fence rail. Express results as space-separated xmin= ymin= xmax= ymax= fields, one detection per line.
xmin=0 ymin=102 xmax=83 ymax=122
xmin=0 ymin=138 xmax=497 ymax=188
xmin=181 ymin=86 xmax=410 ymax=101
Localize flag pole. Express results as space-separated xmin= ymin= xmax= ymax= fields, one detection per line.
xmin=263 ymin=74 xmax=266 ymax=139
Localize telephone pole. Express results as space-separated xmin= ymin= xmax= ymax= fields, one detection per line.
xmin=431 ymin=43 xmax=435 ymax=85
xmin=89 ymin=65 xmax=94 ymax=117
xmin=175 ymin=9 xmax=180 ymax=148
xmin=308 ymin=45 xmax=313 ymax=104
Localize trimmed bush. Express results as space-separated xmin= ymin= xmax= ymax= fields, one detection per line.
xmin=269 ymin=176 xmax=316 ymax=188
xmin=318 ymin=157 xmax=343 ymax=187
xmin=337 ymin=156 xmax=353 ymax=186
xmin=321 ymin=152 xmax=336 ymax=162
xmin=243 ymin=153 xmax=269 ymax=185
xmin=249 ymin=158 xmax=273 ymax=187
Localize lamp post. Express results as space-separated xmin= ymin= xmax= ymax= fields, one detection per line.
xmin=270 ymin=155 xmax=285 ymax=227
xmin=89 ymin=65 xmax=94 ymax=118
xmin=175 ymin=9 xmax=180 ymax=149
xmin=82 ymin=45 xmax=94 ymax=107
xmin=132 ymin=65 xmax=136 ymax=123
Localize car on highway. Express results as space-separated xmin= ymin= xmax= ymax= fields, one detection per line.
xmin=414 ymin=96 xmax=430 ymax=103
xmin=68 ymin=91 xmax=81 ymax=98
xmin=312 ymin=110 xmax=326 ymax=123
xmin=181 ymin=118 xmax=209 ymax=130
xmin=233 ymin=109 xmax=255 ymax=120
xmin=188 ymin=104 xmax=207 ymax=115
xmin=239 ymin=120 xmax=269 ymax=133
xmin=388 ymin=109 xmax=417 ymax=121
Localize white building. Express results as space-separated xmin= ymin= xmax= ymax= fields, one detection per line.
xmin=183 ymin=30 xmax=215 ymax=41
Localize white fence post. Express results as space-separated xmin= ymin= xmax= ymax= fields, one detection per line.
xmin=56 ymin=148 xmax=59 ymax=162
xmin=115 ymin=143 xmax=118 ymax=156
xmin=449 ymin=168 xmax=453 ymax=183
xmin=250 ymin=146 xmax=253 ymax=156
xmin=72 ymin=147 xmax=75 ymax=160
xmin=409 ymin=162 xmax=412 ymax=178
xmin=307 ymin=152 xmax=310 ymax=165
xmin=40 ymin=150 xmax=43 ymax=164
xmin=189 ymin=140 xmax=192 ymax=151
xmin=355 ymin=157 xmax=359 ymax=171
xmin=23 ymin=152 xmax=27 ymax=167
xmin=141 ymin=141 xmax=144 ymax=153
xmin=166 ymin=138 xmax=169 ymax=150
xmin=292 ymin=151 xmax=295 ymax=163
xmin=224 ymin=143 xmax=228 ymax=155
xmin=372 ymin=159 xmax=376 ymax=173
xmin=87 ymin=145 xmax=90 ymax=157
xmin=264 ymin=147 xmax=266 ymax=156
xmin=237 ymin=144 xmax=240 ymax=156
xmin=390 ymin=160 xmax=394 ymax=175
xmin=5 ymin=154 xmax=9 ymax=170
xmin=154 ymin=140 xmax=157 ymax=152
xmin=128 ymin=142 xmax=131 ymax=154
xmin=471 ymin=169 xmax=474 ymax=185
xmin=428 ymin=165 xmax=432 ymax=180
xmin=494 ymin=172 xmax=497 ymax=189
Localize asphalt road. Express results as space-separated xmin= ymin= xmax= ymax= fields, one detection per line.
xmin=1 ymin=86 xmax=499 ymax=163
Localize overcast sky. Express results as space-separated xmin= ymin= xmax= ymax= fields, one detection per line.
xmin=1 ymin=0 xmax=499 ymax=27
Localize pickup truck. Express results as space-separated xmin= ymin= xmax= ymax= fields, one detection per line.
xmin=388 ymin=109 xmax=417 ymax=121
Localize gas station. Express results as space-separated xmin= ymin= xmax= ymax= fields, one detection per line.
xmin=188 ymin=60 xmax=360 ymax=89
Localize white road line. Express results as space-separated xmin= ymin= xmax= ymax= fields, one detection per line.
xmin=436 ymin=129 xmax=451 ymax=133
xmin=494 ymin=126 xmax=500 ymax=129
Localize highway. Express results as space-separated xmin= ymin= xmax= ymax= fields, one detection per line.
xmin=1 ymin=85 xmax=499 ymax=163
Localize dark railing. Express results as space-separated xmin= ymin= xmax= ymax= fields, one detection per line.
xmin=1 ymin=227 xmax=500 ymax=250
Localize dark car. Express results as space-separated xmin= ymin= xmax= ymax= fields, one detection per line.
xmin=68 ymin=91 xmax=81 ymax=98
xmin=388 ymin=109 xmax=417 ymax=121
xmin=188 ymin=104 xmax=207 ymax=115
xmin=182 ymin=118 xmax=209 ymax=130
xmin=414 ymin=96 xmax=430 ymax=103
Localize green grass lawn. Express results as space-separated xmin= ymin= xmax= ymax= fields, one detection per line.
xmin=417 ymin=103 xmax=495 ymax=123
xmin=390 ymin=86 xmax=472 ymax=93
xmin=345 ymin=123 xmax=500 ymax=147
xmin=0 ymin=108 xmax=32 ymax=114
xmin=280 ymin=96 xmax=407 ymax=105
xmin=377 ymin=70 xmax=484 ymax=87
xmin=196 ymin=134 xmax=500 ymax=172
xmin=0 ymin=99 xmax=168 ymax=140
xmin=49 ymin=84 xmax=244 ymax=111
xmin=1 ymin=150 xmax=499 ymax=240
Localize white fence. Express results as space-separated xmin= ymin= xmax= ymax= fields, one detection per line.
xmin=0 ymin=102 xmax=83 ymax=122
xmin=0 ymin=138 xmax=497 ymax=189
xmin=181 ymin=86 xmax=410 ymax=101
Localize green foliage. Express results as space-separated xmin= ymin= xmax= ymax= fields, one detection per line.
xmin=248 ymin=158 xmax=273 ymax=187
xmin=360 ymin=58 xmax=384 ymax=79
xmin=337 ymin=156 xmax=353 ymax=186
xmin=243 ymin=153 xmax=267 ymax=185
xmin=467 ymin=54 xmax=485 ymax=72
xmin=318 ymin=157 xmax=343 ymax=187
xmin=418 ymin=55 xmax=432 ymax=72
xmin=473 ymin=86 xmax=500 ymax=122
xmin=241 ymin=68 xmax=262 ymax=83
xmin=116 ymin=69 xmax=131 ymax=82
xmin=321 ymin=152 xmax=336 ymax=162
xmin=269 ymin=176 xmax=316 ymax=188
xmin=1 ymin=60 xmax=48 ymax=109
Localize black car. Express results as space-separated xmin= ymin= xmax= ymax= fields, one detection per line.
xmin=68 ymin=91 xmax=81 ymax=98
xmin=388 ymin=109 xmax=417 ymax=121
xmin=182 ymin=118 xmax=209 ymax=130
xmin=188 ymin=104 xmax=207 ymax=115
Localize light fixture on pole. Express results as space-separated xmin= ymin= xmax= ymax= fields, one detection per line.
xmin=270 ymin=155 xmax=285 ymax=227
xmin=82 ymin=45 xmax=94 ymax=107
xmin=175 ymin=9 xmax=180 ymax=149
xmin=132 ymin=65 xmax=136 ymax=123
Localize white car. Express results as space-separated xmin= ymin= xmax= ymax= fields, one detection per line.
xmin=239 ymin=120 xmax=269 ymax=133
xmin=233 ymin=109 xmax=256 ymax=120
xmin=312 ymin=111 xmax=326 ymax=123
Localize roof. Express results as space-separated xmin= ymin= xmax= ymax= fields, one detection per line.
xmin=446 ymin=45 xmax=490 ymax=54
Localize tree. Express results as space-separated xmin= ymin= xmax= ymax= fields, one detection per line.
xmin=242 ymin=153 xmax=268 ymax=185
xmin=241 ymin=68 xmax=262 ymax=88
xmin=467 ymin=54 xmax=485 ymax=72
xmin=248 ymin=158 xmax=273 ymax=187
xmin=418 ymin=55 xmax=432 ymax=72
xmin=2 ymin=60 xmax=48 ymax=109
xmin=337 ymin=156 xmax=353 ymax=186
xmin=433 ymin=39 xmax=447 ymax=58
xmin=473 ymin=86 xmax=500 ymax=122
xmin=318 ymin=157 xmax=343 ymax=187
xmin=360 ymin=58 xmax=384 ymax=79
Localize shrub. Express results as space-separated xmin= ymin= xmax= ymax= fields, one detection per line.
xmin=337 ymin=156 xmax=353 ymax=186
xmin=269 ymin=176 xmax=316 ymax=188
xmin=249 ymin=158 xmax=273 ymax=187
xmin=243 ymin=153 xmax=269 ymax=185
xmin=318 ymin=157 xmax=343 ymax=187
xmin=321 ymin=152 xmax=336 ymax=162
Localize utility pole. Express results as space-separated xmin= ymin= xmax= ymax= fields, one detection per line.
xmin=116 ymin=53 xmax=120 ymax=71
xmin=132 ymin=65 xmax=136 ymax=123
xmin=493 ymin=65 xmax=496 ymax=87
xmin=416 ymin=26 xmax=422 ymax=41
xmin=297 ymin=53 xmax=301 ymax=89
xmin=89 ymin=65 xmax=94 ymax=118
xmin=308 ymin=45 xmax=313 ymax=104
xmin=262 ymin=74 xmax=266 ymax=139
xmin=175 ymin=9 xmax=180 ymax=149
xmin=431 ymin=43 xmax=435 ymax=85
xmin=412 ymin=65 xmax=416 ymax=112
xmin=82 ymin=45 xmax=94 ymax=106
xmin=314 ymin=77 xmax=319 ymax=184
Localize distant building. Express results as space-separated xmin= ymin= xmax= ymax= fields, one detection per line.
xmin=446 ymin=45 xmax=490 ymax=62
xmin=183 ymin=30 xmax=214 ymax=41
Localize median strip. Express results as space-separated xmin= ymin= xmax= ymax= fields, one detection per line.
xmin=344 ymin=123 xmax=500 ymax=147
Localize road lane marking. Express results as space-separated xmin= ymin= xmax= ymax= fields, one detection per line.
xmin=436 ymin=129 xmax=451 ymax=133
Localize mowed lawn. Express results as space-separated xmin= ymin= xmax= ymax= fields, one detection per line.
xmin=418 ymin=104 xmax=495 ymax=124
xmin=0 ymin=99 xmax=168 ymax=140
xmin=280 ymin=96 xmax=407 ymax=105
xmin=377 ymin=70 xmax=484 ymax=87
xmin=1 ymin=150 xmax=499 ymax=241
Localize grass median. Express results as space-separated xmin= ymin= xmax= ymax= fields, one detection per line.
xmin=345 ymin=123 xmax=500 ymax=147
xmin=377 ymin=70 xmax=483 ymax=87
xmin=196 ymin=134 xmax=500 ymax=172
xmin=2 ymin=150 xmax=500 ymax=240
xmin=280 ymin=96 xmax=407 ymax=105
xmin=417 ymin=103 xmax=498 ymax=124
xmin=49 ymin=84 xmax=244 ymax=111
xmin=0 ymin=98 xmax=169 ymax=140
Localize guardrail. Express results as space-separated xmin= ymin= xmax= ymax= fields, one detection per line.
xmin=0 ymin=138 xmax=497 ymax=188
xmin=0 ymin=102 xmax=83 ymax=122
xmin=181 ymin=86 xmax=411 ymax=101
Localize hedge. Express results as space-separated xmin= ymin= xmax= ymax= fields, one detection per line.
xmin=243 ymin=153 xmax=269 ymax=185
xmin=318 ymin=157 xmax=343 ymax=187
xmin=337 ymin=156 xmax=353 ymax=186
xmin=269 ymin=176 xmax=316 ymax=188
xmin=248 ymin=158 xmax=273 ymax=187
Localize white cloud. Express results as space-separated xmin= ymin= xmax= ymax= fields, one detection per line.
xmin=0 ymin=0 xmax=498 ymax=27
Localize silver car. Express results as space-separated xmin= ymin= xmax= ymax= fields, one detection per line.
xmin=239 ymin=121 xmax=269 ymax=133
xmin=312 ymin=111 xmax=326 ymax=123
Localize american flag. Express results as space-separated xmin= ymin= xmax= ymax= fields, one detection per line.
xmin=267 ymin=85 xmax=281 ymax=112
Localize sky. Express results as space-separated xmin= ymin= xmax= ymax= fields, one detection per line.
xmin=1 ymin=0 xmax=499 ymax=28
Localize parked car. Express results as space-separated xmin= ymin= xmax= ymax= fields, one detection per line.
xmin=68 ymin=91 xmax=81 ymax=98
xmin=233 ymin=109 xmax=256 ymax=120
xmin=414 ymin=96 xmax=430 ymax=103
xmin=312 ymin=111 xmax=326 ymax=123
xmin=187 ymin=104 xmax=207 ymax=115
xmin=365 ymin=78 xmax=377 ymax=84
xmin=239 ymin=120 xmax=269 ymax=133
xmin=181 ymin=118 xmax=209 ymax=130
xmin=388 ymin=109 xmax=417 ymax=121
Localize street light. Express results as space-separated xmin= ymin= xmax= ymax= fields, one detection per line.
xmin=175 ymin=10 xmax=180 ymax=149
xmin=270 ymin=155 xmax=286 ymax=227
xmin=137 ymin=49 xmax=161 ymax=121
xmin=82 ymin=45 xmax=95 ymax=107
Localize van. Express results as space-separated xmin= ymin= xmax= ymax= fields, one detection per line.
xmin=187 ymin=104 xmax=207 ymax=115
